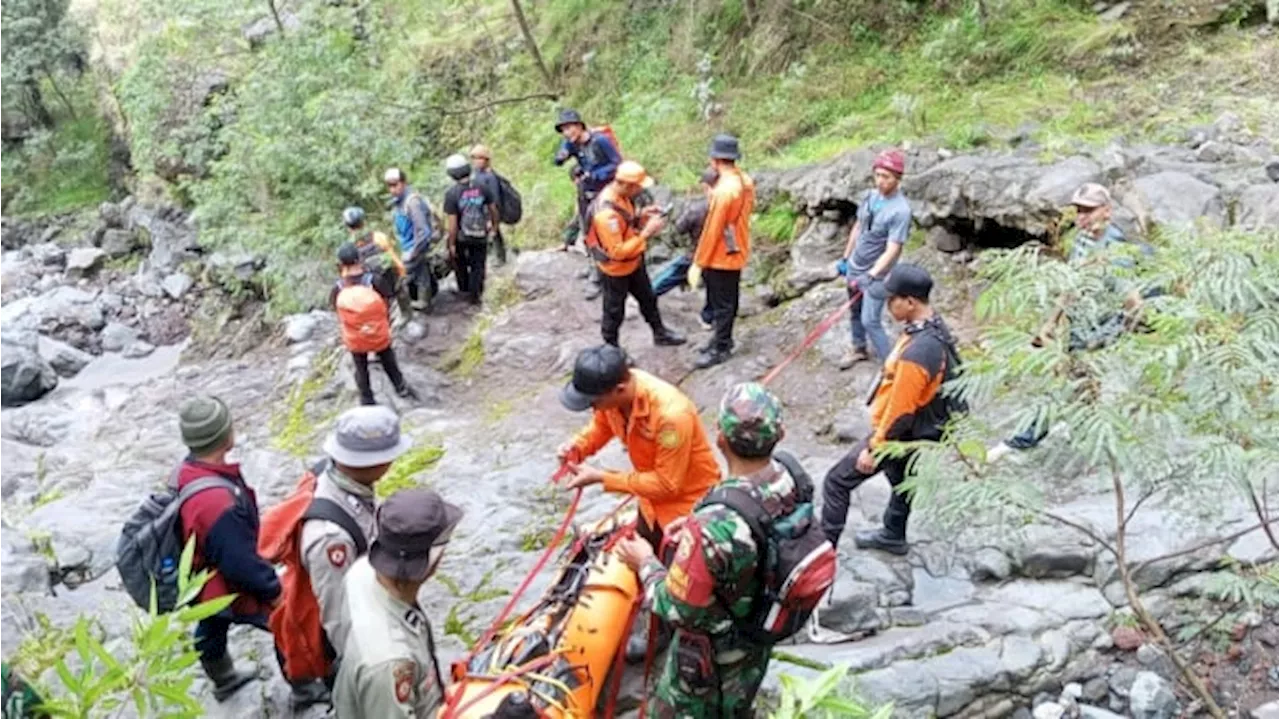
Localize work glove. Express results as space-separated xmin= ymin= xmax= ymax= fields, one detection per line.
xmin=688 ymin=263 xmax=703 ymax=290
xmin=835 ymin=258 xmax=849 ymax=277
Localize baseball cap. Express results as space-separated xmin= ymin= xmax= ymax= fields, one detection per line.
xmin=368 ymin=488 xmax=463 ymax=582
xmin=323 ymin=406 xmax=413 ymax=468
xmin=718 ymin=382 xmax=784 ymax=458
xmin=883 ymin=263 xmax=933 ymax=302
xmin=560 ymin=345 xmax=630 ymax=412
xmin=1071 ymin=183 xmax=1112 ymax=209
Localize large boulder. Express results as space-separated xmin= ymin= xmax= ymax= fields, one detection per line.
xmin=65 ymin=247 xmax=106 ymax=277
xmin=1129 ymin=171 xmax=1225 ymax=229
xmin=5 ymin=287 xmax=107 ymax=350
xmin=100 ymin=228 xmax=139 ymax=258
xmin=1 ymin=330 xmax=58 ymax=406
xmin=1236 ymin=184 xmax=1279 ymax=230
xmin=128 ymin=202 xmax=200 ymax=272
xmin=37 ymin=335 xmax=93 ymax=377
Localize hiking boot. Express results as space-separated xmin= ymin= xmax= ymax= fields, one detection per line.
xmin=698 ymin=337 xmax=735 ymax=353
xmin=698 ymin=315 xmax=713 ymax=331
xmin=653 ymin=328 xmax=687 ymax=347
xmin=200 ymin=655 xmax=256 ymax=702
xmin=584 ymin=284 xmax=601 ymax=301
xmin=853 ymin=529 xmax=908 ymax=556
xmin=694 ymin=347 xmax=731 ymax=369
xmin=396 ymin=385 xmax=420 ymax=402
xmin=289 ymin=680 xmax=331 ymax=711
xmin=838 ymin=346 xmax=870 ymax=370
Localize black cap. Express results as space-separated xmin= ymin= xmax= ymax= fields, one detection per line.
xmin=560 ymin=345 xmax=630 ymax=412
xmin=337 ymin=242 xmax=360 ymax=266
xmin=368 ymin=488 xmax=463 ymax=582
xmin=554 ymin=109 xmax=584 ymax=132
xmin=884 ymin=263 xmax=933 ymax=301
xmin=709 ymin=133 xmax=741 ymax=161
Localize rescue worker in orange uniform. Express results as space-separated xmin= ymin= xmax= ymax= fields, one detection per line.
xmin=586 ymin=161 xmax=686 ymax=348
xmin=556 ymin=344 xmax=720 ymax=546
xmin=689 ymin=134 xmax=755 ymax=369
xmin=557 ymin=344 xmax=721 ymax=661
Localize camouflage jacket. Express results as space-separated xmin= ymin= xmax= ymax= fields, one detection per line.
xmin=638 ymin=461 xmax=797 ymax=657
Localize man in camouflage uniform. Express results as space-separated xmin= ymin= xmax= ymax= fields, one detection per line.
xmin=615 ymin=382 xmax=796 ymax=718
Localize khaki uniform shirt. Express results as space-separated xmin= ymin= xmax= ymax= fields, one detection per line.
xmin=299 ymin=465 xmax=377 ymax=656
xmin=334 ymin=558 xmax=445 ymax=718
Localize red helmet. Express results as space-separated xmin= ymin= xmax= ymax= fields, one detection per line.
xmin=873 ymin=149 xmax=906 ymax=176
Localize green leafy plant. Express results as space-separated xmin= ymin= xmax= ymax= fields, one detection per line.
xmin=14 ymin=537 xmax=235 ymax=717
xmin=269 ymin=348 xmax=341 ymax=458
xmin=375 ymin=441 xmax=446 ymax=498
xmin=770 ymin=663 xmax=892 ymax=719
xmin=906 ymin=227 xmax=1279 ymax=719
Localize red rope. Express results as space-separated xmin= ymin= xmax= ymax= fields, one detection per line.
xmin=759 ymin=286 xmax=861 ymax=386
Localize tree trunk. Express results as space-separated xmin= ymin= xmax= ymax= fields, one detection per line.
xmin=509 ymin=0 xmax=557 ymax=96
xmin=1110 ymin=469 xmax=1226 ymax=719
xmin=43 ymin=66 xmax=77 ymax=120
xmin=22 ymin=79 xmax=54 ymax=128
xmin=267 ymin=0 xmax=286 ymax=35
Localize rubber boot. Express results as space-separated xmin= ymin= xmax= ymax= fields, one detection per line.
xmin=288 ymin=679 xmax=331 ymax=711
xmin=653 ymin=327 xmax=687 ymax=347
xmin=625 ymin=616 xmax=672 ymax=664
xmin=200 ymin=655 xmax=255 ymax=702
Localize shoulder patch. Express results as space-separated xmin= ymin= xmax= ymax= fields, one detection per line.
xmin=664 ymin=521 xmax=714 ymax=607
xmin=607 ymin=216 xmax=621 ymax=233
xmin=657 ymin=426 xmax=682 ymax=450
xmin=392 ymin=661 xmax=415 ymax=705
xmin=326 ymin=543 xmax=349 ymax=568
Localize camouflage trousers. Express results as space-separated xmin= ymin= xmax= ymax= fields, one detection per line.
xmin=646 ymin=633 xmax=769 ymax=719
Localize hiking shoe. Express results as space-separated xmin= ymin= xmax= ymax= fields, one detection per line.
xmin=694 ymin=347 xmax=731 ymax=369
xmin=838 ymin=346 xmax=870 ymax=370
xmin=288 ymin=680 xmax=331 ymax=711
xmin=201 ymin=655 xmax=256 ymax=702
xmin=698 ymin=316 xmax=713 ymax=331
xmin=853 ymin=529 xmax=908 ymax=556
xmin=410 ymin=299 xmax=429 ymax=311
xmin=396 ymin=385 xmax=420 ymax=401
xmin=653 ymin=328 xmax=687 ymax=347
xmin=584 ymin=284 xmax=601 ymax=301
xmin=698 ymin=338 xmax=735 ymax=353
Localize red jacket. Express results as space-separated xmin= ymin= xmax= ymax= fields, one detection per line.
xmin=177 ymin=459 xmax=281 ymax=616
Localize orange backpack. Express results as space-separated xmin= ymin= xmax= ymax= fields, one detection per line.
xmin=258 ymin=460 xmax=368 ymax=681
xmin=336 ymin=282 xmax=391 ymax=353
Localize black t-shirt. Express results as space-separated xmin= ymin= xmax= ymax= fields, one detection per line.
xmin=443 ymin=180 xmax=497 ymax=242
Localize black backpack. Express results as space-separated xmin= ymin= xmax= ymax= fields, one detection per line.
xmin=925 ymin=320 xmax=969 ymax=419
xmin=116 ymin=474 xmax=240 ymax=613
xmin=695 ymin=451 xmax=838 ymax=645
xmin=495 ymin=173 xmax=523 ymax=225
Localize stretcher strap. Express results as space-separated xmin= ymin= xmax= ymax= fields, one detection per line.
xmin=759 ymin=285 xmax=862 ymax=386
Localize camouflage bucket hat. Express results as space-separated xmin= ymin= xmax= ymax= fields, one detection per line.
xmin=718 ymin=382 xmax=784 ymax=455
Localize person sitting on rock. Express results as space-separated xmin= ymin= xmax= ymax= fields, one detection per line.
xmin=613 ymin=382 xmax=802 ymax=717
xmin=822 ymin=264 xmax=961 ymax=556
xmin=333 ymin=488 xmax=462 ymax=717
xmin=331 ymin=244 xmax=418 ymax=406
xmin=651 ymin=167 xmax=718 ymax=330
xmin=836 ymin=149 xmax=912 ymax=369
xmin=1005 ymin=182 xmax=1155 ymax=450
xmin=343 ymin=206 xmax=411 ymax=323
xmin=175 ymin=396 xmax=281 ymax=701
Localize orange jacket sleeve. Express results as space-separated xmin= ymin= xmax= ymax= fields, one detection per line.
xmin=572 ymin=410 xmax=615 ymax=459
xmin=593 ymin=209 xmax=646 ymax=262
xmin=374 ymin=233 xmax=406 ymax=276
xmin=694 ymin=186 xmax=732 ymax=268
xmin=600 ymin=415 xmax=694 ymax=501
xmin=870 ymin=360 xmax=934 ymax=448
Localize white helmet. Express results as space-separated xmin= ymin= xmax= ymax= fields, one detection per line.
xmin=445 ymin=154 xmax=471 ymax=180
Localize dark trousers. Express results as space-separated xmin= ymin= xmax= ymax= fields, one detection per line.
xmin=352 ymin=346 xmax=406 ymax=405
xmin=404 ymin=254 xmax=437 ymax=304
xmin=703 ymin=268 xmax=741 ymax=352
xmin=821 ymin=439 xmax=912 ymax=547
xmin=601 ymin=263 xmax=664 ymax=345
xmin=195 ymin=612 xmax=270 ymax=663
xmin=455 ymin=241 xmax=488 ymax=303
xmin=571 ymin=190 xmax=602 ymax=288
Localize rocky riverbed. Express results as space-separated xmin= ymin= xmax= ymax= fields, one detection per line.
xmin=1 ymin=129 xmax=1277 ymax=718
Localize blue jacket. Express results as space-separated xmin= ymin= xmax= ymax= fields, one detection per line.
xmin=391 ymin=187 xmax=434 ymax=259
xmin=554 ymin=132 xmax=621 ymax=195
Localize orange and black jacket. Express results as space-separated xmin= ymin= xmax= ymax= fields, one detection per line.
xmin=868 ymin=316 xmax=957 ymax=448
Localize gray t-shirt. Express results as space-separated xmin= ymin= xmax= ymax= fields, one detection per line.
xmin=850 ymin=189 xmax=912 ymax=274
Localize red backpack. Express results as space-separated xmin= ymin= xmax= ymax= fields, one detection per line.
xmin=258 ymin=461 xmax=368 ymax=681
xmin=691 ymin=451 xmax=837 ymax=644
xmin=336 ymin=281 xmax=390 ymax=353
